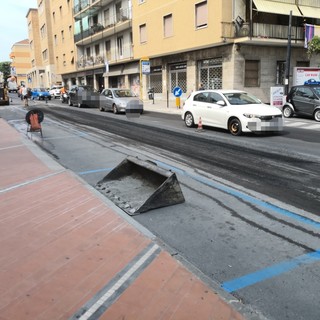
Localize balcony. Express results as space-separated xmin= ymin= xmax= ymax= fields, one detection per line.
xmin=74 ymin=7 xmax=132 ymax=45
xmin=222 ymin=22 xmax=304 ymax=43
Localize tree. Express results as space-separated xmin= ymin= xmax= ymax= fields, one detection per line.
xmin=0 ymin=61 xmax=11 ymax=81
xmin=307 ymin=36 xmax=320 ymax=58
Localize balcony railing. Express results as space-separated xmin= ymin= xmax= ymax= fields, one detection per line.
xmin=222 ymin=22 xmax=304 ymax=42
xmin=74 ymin=7 xmax=131 ymax=44
xmin=76 ymin=44 xmax=133 ymax=69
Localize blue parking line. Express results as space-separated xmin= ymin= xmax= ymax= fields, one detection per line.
xmin=222 ymin=250 xmax=320 ymax=293
xmin=78 ymin=168 xmax=112 ymax=175
xmin=154 ymin=160 xmax=320 ymax=229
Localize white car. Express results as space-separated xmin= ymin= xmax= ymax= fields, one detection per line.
xmin=182 ymin=89 xmax=283 ymax=136
xmin=49 ymin=85 xmax=63 ymax=99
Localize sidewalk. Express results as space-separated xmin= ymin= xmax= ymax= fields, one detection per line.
xmin=0 ymin=112 xmax=247 ymax=319
xmin=143 ymin=99 xmax=183 ymax=114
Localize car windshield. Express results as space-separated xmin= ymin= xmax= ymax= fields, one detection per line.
xmin=223 ymin=92 xmax=262 ymax=105
xmin=40 ymin=88 xmax=47 ymax=92
xmin=114 ymin=89 xmax=135 ymax=98
xmin=311 ymin=86 xmax=320 ymax=96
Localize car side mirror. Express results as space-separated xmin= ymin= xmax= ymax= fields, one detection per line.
xmin=216 ymin=100 xmax=226 ymax=106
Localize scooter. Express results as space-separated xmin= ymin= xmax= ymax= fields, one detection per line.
xmin=61 ymin=92 xmax=69 ymax=103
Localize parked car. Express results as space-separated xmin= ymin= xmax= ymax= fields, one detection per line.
xmin=68 ymin=85 xmax=100 ymax=108
xmin=31 ymin=88 xmax=51 ymax=100
xmin=49 ymin=85 xmax=63 ymax=99
xmin=283 ymin=85 xmax=320 ymax=122
xmin=99 ymin=88 xmax=144 ymax=114
xmin=182 ymin=89 xmax=283 ymax=136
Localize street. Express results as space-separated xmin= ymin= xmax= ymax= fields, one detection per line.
xmin=1 ymin=94 xmax=320 ymax=320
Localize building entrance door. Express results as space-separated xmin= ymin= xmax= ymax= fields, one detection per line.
xmin=169 ymin=63 xmax=187 ymax=98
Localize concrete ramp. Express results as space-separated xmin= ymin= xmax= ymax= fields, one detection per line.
xmin=96 ymin=156 xmax=185 ymax=215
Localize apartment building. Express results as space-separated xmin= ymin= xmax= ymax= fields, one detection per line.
xmin=9 ymin=40 xmax=31 ymax=86
xmin=60 ymin=0 xmax=138 ymax=93
xmin=132 ymin=0 xmax=320 ymax=102
xmin=26 ymin=1 xmax=63 ymax=89
xmin=51 ymin=0 xmax=76 ymax=89
xmin=26 ymin=0 xmax=320 ymax=102
xmin=26 ymin=8 xmax=43 ymax=88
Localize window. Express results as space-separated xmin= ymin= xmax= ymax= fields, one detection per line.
xmin=195 ymin=1 xmax=207 ymax=29
xmin=117 ymin=36 xmax=123 ymax=57
xmin=138 ymin=0 xmax=145 ymax=3
xmin=52 ymin=12 xmax=55 ymax=22
xmin=86 ymin=47 xmax=91 ymax=57
xmin=69 ymin=25 xmax=72 ymax=37
xmin=61 ymin=30 xmax=64 ymax=43
xmin=276 ymin=61 xmax=285 ymax=85
xmin=42 ymin=49 xmax=48 ymax=61
xmin=163 ymin=14 xmax=173 ymax=37
xmin=139 ymin=24 xmax=147 ymax=43
xmin=104 ymin=9 xmax=110 ymax=26
xmin=95 ymin=44 xmax=100 ymax=55
xmin=54 ymin=35 xmax=57 ymax=45
xmin=40 ymin=24 xmax=46 ymax=38
xmin=105 ymin=40 xmax=111 ymax=60
xmin=245 ymin=60 xmax=260 ymax=87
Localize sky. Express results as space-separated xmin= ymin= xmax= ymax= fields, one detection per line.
xmin=0 ymin=0 xmax=37 ymax=62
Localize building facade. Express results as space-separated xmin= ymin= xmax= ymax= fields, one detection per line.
xmin=25 ymin=0 xmax=320 ymax=102
xmin=9 ymin=40 xmax=31 ymax=86
xmin=132 ymin=0 xmax=320 ymax=102
xmin=60 ymin=0 xmax=139 ymax=94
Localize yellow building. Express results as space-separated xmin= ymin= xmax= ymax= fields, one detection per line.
xmin=26 ymin=8 xmax=44 ymax=88
xmin=24 ymin=0 xmax=320 ymax=102
xmin=9 ymin=39 xmax=31 ymax=86
xmin=131 ymin=0 xmax=319 ymax=102
xmin=50 ymin=0 xmax=76 ymax=89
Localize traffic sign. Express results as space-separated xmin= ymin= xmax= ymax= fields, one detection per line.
xmin=173 ymin=86 xmax=182 ymax=97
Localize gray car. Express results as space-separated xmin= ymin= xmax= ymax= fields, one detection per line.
xmin=283 ymin=85 xmax=320 ymax=122
xmin=68 ymin=85 xmax=100 ymax=108
xmin=99 ymin=88 xmax=143 ymax=114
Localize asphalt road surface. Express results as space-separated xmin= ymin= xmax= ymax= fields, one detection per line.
xmin=2 ymin=97 xmax=320 ymax=320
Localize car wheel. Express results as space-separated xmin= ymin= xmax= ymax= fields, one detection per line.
xmin=228 ymin=118 xmax=242 ymax=136
xmin=184 ymin=112 xmax=195 ymax=128
xmin=283 ymin=106 xmax=293 ymax=118
xmin=113 ymin=104 xmax=118 ymax=114
xmin=68 ymin=98 xmax=73 ymax=106
xmin=77 ymin=102 xmax=82 ymax=108
xmin=314 ymin=109 xmax=320 ymax=122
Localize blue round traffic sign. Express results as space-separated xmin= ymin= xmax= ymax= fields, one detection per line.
xmin=173 ymin=86 xmax=182 ymax=97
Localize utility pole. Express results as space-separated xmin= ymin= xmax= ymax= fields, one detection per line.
xmin=285 ymin=11 xmax=292 ymax=95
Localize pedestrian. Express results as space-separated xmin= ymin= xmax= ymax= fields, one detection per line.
xmin=198 ymin=83 xmax=205 ymax=90
xmin=21 ymin=85 xmax=29 ymax=107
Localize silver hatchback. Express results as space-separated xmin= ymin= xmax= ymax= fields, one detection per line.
xmin=99 ymin=88 xmax=143 ymax=114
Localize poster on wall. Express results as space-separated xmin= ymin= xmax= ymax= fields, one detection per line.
xmin=270 ymin=86 xmax=285 ymax=108
xmin=293 ymin=67 xmax=320 ymax=86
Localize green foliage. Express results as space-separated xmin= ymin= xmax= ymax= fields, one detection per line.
xmin=307 ymin=36 xmax=320 ymax=58
xmin=0 ymin=62 xmax=11 ymax=81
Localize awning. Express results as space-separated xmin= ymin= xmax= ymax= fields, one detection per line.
xmin=253 ymin=0 xmax=302 ymax=16
xmin=299 ymin=5 xmax=320 ymax=19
